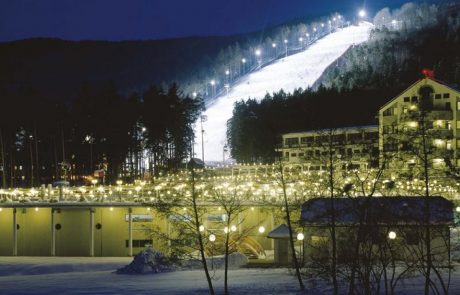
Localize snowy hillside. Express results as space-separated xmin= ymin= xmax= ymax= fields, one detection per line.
xmin=194 ymin=22 xmax=373 ymax=163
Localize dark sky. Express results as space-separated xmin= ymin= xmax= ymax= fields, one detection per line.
xmin=0 ymin=0 xmax=444 ymax=41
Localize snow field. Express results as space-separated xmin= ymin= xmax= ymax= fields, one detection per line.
xmin=194 ymin=22 xmax=373 ymax=162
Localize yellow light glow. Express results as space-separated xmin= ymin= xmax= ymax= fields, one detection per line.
xmin=388 ymin=231 xmax=396 ymax=239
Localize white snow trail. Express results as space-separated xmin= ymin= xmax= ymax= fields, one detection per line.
xmin=195 ymin=22 xmax=373 ymax=163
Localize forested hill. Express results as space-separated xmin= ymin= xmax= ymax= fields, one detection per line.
xmin=227 ymin=2 xmax=460 ymax=163
xmin=0 ymin=36 xmax=240 ymax=98
xmin=0 ymin=11 xmax=334 ymax=100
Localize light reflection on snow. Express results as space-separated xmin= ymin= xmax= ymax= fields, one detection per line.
xmin=194 ymin=22 xmax=373 ymax=163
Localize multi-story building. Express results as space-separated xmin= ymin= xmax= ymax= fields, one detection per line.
xmin=278 ymin=125 xmax=379 ymax=170
xmin=379 ymin=76 xmax=460 ymax=171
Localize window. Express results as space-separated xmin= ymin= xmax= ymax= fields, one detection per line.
xmin=435 ymin=93 xmax=442 ymax=99
xmin=411 ymin=96 xmax=418 ymax=102
xmin=443 ymin=93 xmax=450 ymax=98
xmin=457 ymin=101 xmax=460 ymax=110
xmin=300 ymin=136 xmax=314 ymax=145
xmin=403 ymin=96 xmax=410 ymax=102
xmin=383 ymin=108 xmax=394 ymax=116
xmin=291 ymin=153 xmax=297 ymax=157
xmin=456 ymin=120 xmax=460 ymax=129
xmin=403 ymin=107 xmax=408 ymax=113
xmin=126 ymin=240 xmax=152 ymax=248
xmin=285 ymin=137 xmax=299 ymax=146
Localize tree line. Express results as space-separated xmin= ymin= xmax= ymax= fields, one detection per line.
xmin=0 ymin=83 xmax=202 ymax=188
xmin=228 ymin=2 xmax=460 ymax=163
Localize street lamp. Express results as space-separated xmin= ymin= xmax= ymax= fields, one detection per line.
xmin=223 ymin=145 xmax=228 ymax=165
xmin=255 ymin=49 xmax=262 ymax=68
xmin=283 ymin=39 xmax=288 ymax=57
xmin=258 ymin=226 xmax=265 ymax=233
xmin=210 ymin=80 xmax=216 ymax=97
xmin=209 ymin=233 xmax=216 ymax=269
xmin=85 ymin=135 xmax=94 ymax=173
xmin=297 ymin=232 xmax=305 ymax=265
xmin=388 ymin=231 xmax=397 ymax=239
xmin=359 ymin=9 xmax=366 ymax=18
xmin=200 ymin=115 xmax=207 ymax=163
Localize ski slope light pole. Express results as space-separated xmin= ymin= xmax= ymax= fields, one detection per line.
xmin=200 ymin=115 xmax=207 ymax=163
xmin=284 ymin=39 xmax=288 ymax=57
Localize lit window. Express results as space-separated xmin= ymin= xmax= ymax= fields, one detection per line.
xmin=457 ymin=121 xmax=460 ymax=129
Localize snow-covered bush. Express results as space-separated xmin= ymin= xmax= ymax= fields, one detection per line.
xmin=116 ymin=248 xmax=174 ymax=274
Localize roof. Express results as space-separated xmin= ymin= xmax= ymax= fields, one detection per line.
xmin=301 ymin=196 xmax=454 ymax=226
xmin=267 ymin=224 xmax=291 ymax=239
xmin=379 ymin=77 xmax=460 ymax=111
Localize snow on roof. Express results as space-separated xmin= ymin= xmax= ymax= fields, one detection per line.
xmin=301 ymin=196 xmax=454 ymax=226
xmin=267 ymin=224 xmax=291 ymax=239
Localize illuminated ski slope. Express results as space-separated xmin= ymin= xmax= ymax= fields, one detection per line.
xmin=195 ymin=22 xmax=373 ymax=163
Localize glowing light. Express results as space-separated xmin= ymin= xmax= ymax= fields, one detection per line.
xmin=255 ymin=49 xmax=261 ymax=56
xmin=358 ymin=9 xmax=366 ymax=18
xmin=388 ymin=231 xmax=396 ymax=239
xmin=258 ymin=226 xmax=265 ymax=234
xmin=456 ymin=206 xmax=460 ymax=213
xmin=210 ymin=80 xmax=215 ymax=86
xmin=224 ymin=227 xmax=229 ymax=233
xmin=272 ymin=43 xmax=277 ymax=48
xmin=209 ymin=234 xmax=216 ymax=242
xmin=199 ymin=225 xmax=205 ymax=232
xmin=109 ymin=207 xmax=114 ymax=211
xmin=230 ymin=225 xmax=237 ymax=232
xmin=297 ymin=233 xmax=305 ymax=241
xmin=241 ymin=58 xmax=246 ymax=63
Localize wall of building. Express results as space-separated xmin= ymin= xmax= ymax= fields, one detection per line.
xmin=0 ymin=206 xmax=277 ymax=257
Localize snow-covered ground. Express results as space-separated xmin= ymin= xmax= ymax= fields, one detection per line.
xmin=194 ymin=22 xmax=373 ymax=163
xmin=0 ymin=257 xmax=459 ymax=294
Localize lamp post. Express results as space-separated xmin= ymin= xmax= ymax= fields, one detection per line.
xmin=209 ymin=234 xmax=216 ymax=270
xmin=284 ymin=39 xmax=288 ymax=57
xmin=223 ymin=145 xmax=228 ymax=165
xmin=255 ymin=49 xmax=262 ymax=69
xmin=200 ymin=115 xmax=207 ymax=164
xmin=210 ymin=80 xmax=216 ymax=97
xmin=241 ymin=58 xmax=246 ymax=74
xmin=85 ymin=135 xmax=94 ymax=174
xmin=297 ymin=232 xmax=305 ymax=265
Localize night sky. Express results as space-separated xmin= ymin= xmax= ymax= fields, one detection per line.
xmin=0 ymin=0 xmax=446 ymax=41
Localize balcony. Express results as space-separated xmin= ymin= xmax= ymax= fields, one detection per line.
xmin=429 ymin=110 xmax=453 ymax=121
xmin=428 ymin=128 xmax=453 ymax=139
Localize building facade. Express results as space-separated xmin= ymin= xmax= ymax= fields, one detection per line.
xmin=379 ymin=77 xmax=460 ymax=171
xmin=278 ymin=126 xmax=379 ymax=170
